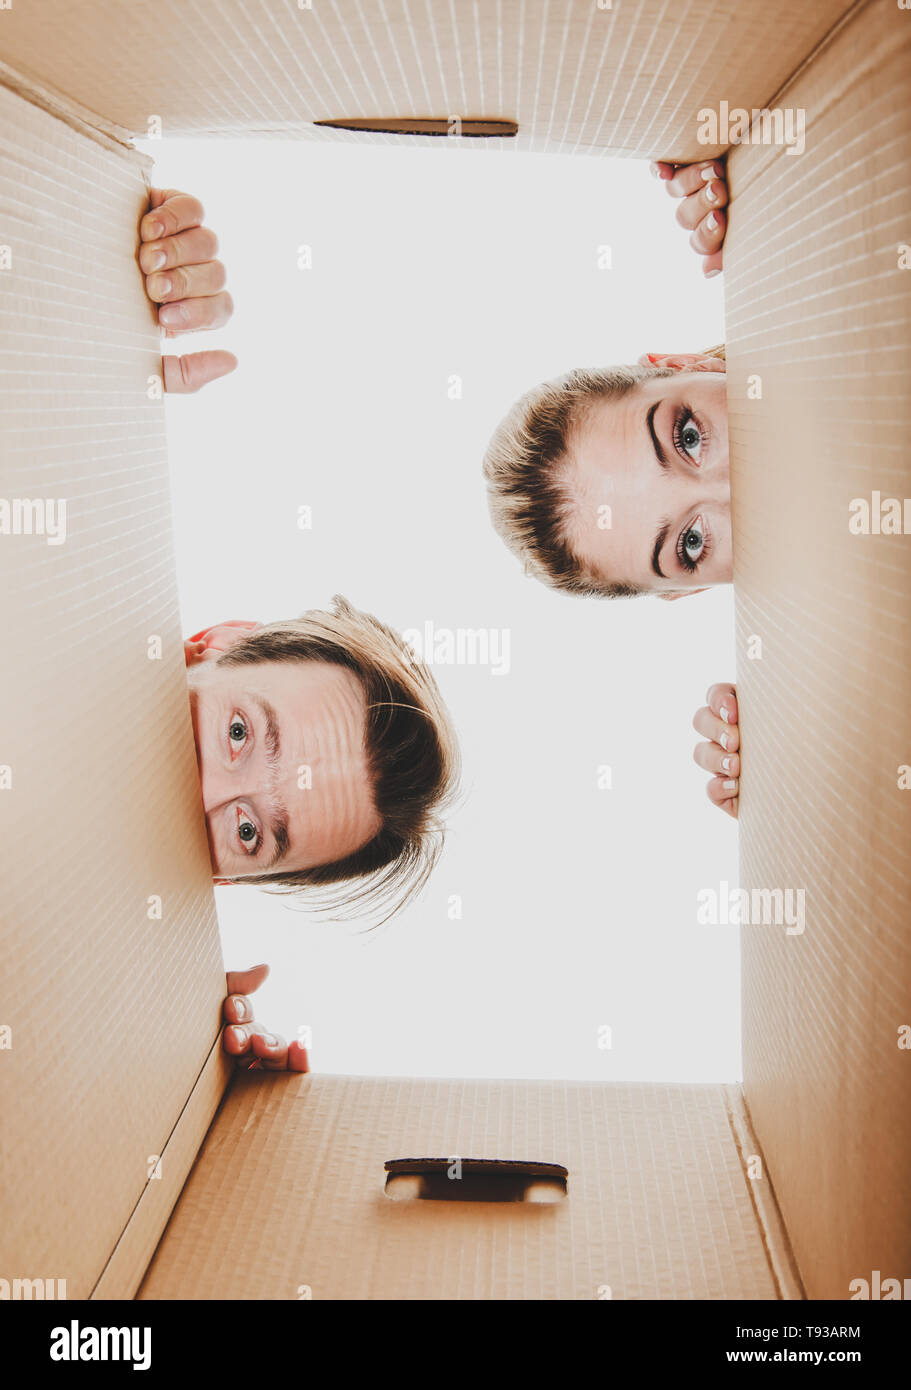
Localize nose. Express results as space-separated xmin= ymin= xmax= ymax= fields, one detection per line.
xmin=196 ymin=755 xmax=238 ymax=817
xmin=688 ymin=438 xmax=730 ymax=499
xmin=667 ymin=459 xmax=730 ymax=510
xmin=702 ymin=465 xmax=731 ymax=502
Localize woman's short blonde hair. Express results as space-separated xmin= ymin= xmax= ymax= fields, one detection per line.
xmin=217 ymin=595 xmax=461 ymax=923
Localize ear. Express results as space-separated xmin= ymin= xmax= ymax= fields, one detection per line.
xmin=658 ymin=587 xmax=709 ymax=601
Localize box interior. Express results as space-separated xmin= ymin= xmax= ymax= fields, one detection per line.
xmin=1 ymin=0 xmax=908 ymax=1300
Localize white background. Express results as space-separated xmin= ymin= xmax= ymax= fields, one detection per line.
xmin=140 ymin=137 xmax=739 ymax=1081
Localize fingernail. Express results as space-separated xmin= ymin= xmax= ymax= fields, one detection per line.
xmin=706 ymin=212 xmax=719 ymax=231
xmin=159 ymin=303 xmax=188 ymax=325
xmin=721 ymin=757 xmax=732 ymax=772
xmin=705 ymin=182 xmax=717 ymax=203
xmin=723 ymin=779 xmax=738 ymax=792
xmin=720 ymin=705 xmax=730 ymax=723
xmin=705 ymin=268 xmax=722 ymax=278
xmin=700 ymin=166 xmax=715 ymax=181
xmin=233 ymin=998 xmax=247 ymax=1020
xmin=146 ymin=248 xmax=167 ymax=271
xmin=261 ymin=1033 xmax=277 ymax=1047
xmin=649 ymin=162 xmax=660 ymax=178
xmin=149 ymin=274 xmax=172 ymax=298
xmin=230 ymin=1026 xmax=248 ymax=1046
xmin=720 ymin=733 xmax=730 ymax=751
xmin=145 ymin=218 xmax=164 ymax=240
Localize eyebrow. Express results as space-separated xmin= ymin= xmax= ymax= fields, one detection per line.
xmin=647 ymin=401 xmax=669 ymax=469
xmin=652 ymin=520 xmax=670 ymax=579
xmin=250 ymin=694 xmax=291 ymax=868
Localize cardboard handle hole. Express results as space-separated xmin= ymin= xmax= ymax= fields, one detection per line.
xmin=384 ymin=1158 xmax=567 ymax=1203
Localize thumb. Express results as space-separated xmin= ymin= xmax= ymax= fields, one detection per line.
xmin=162 ymin=350 xmax=238 ymax=394
xmin=226 ymin=963 xmax=270 ymax=997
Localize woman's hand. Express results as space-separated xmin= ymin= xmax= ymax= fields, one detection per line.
xmin=140 ymin=188 xmax=238 ymax=394
xmin=222 ymin=965 xmax=310 ymax=1073
xmin=650 ymin=159 xmax=728 ymax=277
xmin=692 ymin=682 xmax=739 ymax=818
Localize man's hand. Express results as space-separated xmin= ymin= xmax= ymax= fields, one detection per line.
xmin=650 ymin=159 xmax=728 ymax=277
xmin=139 ymin=188 xmax=238 ymax=394
xmin=184 ymin=620 xmax=263 ymax=667
xmin=692 ymin=683 xmax=739 ymax=818
xmin=222 ymin=965 xmax=310 ymax=1072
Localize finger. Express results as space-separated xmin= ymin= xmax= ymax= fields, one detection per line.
xmin=223 ymin=993 xmax=258 ymax=1025
xmin=222 ymin=1023 xmax=255 ymax=1058
xmin=287 ymin=1040 xmax=310 ymax=1073
xmin=139 ymin=226 xmax=219 ymax=274
xmin=702 ymin=250 xmax=724 ymax=279
xmin=649 ymin=160 xmax=677 ymax=181
xmin=204 ymin=620 xmax=263 ymax=644
xmin=692 ymin=705 xmax=740 ymax=752
xmin=674 ymin=178 xmax=729 ymax=232
xmin=146 ymin=260 xmax=227 ymax=304
xmin=159 ymin=290 xmax=234 ymax=335
xmin=707 ymin=776 xmax=739 ymax=819
xmin=249 ymin=1031 xmax=289 ymax=1071
xmin=141 ymin=191 xmax=205 ymax=242
xmin=689 ymin=207 xmax=726 ymax=257
xmin=665 ymin=159 xmax=725 ymax=199
xmin=706 ymin=684 xmax=738 ymax=725
xmin=162 ymin=349 xmax=238 ymax=395
xmin=693 ymin=741 xmax=740 ymax=777
xmin=226 ymin=964 xmax=270 ymax=998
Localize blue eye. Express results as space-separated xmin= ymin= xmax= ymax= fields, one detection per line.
xmin=673 ymin=408 xmax=704 ymax=462
xmin=677 ymin=516 xmax=709 ymax=572
xmin=228 ymin=715 xmax=248 ymax=752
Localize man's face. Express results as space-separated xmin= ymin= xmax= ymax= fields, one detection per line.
xmin=186 ymin=659 xmax=381 ymax=880
xmin=561 ymin=372 xmax=731 ymax=594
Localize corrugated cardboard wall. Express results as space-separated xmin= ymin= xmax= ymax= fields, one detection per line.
xmin=725 ymin=0 xmax=911 ymax=1299
xmin=140 ymin=1075 xmax=779 ymax=1300
xmin=0 ymin=82 xmax=228 ymax=1298
xmin=0 ymin=0 xmax=850 ymax=158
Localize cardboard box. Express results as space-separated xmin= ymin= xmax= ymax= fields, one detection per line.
xmin=1 ymin=0 xmax=908 ymax=1301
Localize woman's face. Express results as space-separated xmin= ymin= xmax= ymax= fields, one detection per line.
xmin=560 ymin=372 xmax=730 ymax=597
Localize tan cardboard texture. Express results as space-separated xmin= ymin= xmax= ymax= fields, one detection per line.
xmin=139 ymin=1075 xmax=782 ymax=1300
xmin=0 ymin=0 xmax=850 ymax=159
xmin=0 ymin=82 xmax=230 ymax=1299
xmin=2 ymin=0 xmax=909 ymax=1303
xmin=724 ymin=0 xmax=911 ymax=1300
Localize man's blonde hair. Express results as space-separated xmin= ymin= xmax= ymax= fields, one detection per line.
xmin=217 ymin=595 xmax=460 ymax=923
xmin=483 ymin=349 xmax=726 ymax=598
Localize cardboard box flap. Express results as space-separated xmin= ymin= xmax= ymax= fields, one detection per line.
xmin=0 ymin=0 xmax=852 ymax=158
xmin=0 ymin=79 xmax=229 ymax=1300
xmin=725 ymin=0 xmax=911 ymax=1299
